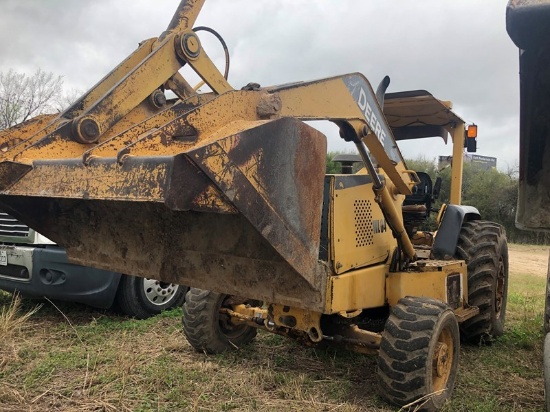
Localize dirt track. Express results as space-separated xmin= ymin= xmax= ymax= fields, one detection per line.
xmin=509 ymin=243 xmax=549 ymax=277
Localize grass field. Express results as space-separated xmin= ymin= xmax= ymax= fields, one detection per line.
xmin=0 ymin=244 xmax=547 ymax=411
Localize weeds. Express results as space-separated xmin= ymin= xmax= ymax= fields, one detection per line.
xmin=0 ymin=293 xmax=41 ymax=370
xmin=0 ymin=293 xmax=41 ymax=337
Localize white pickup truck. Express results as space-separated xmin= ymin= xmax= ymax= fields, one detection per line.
xmin=0 ymin=212 xmax=187 ymax=318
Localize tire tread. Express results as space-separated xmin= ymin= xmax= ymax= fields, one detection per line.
xmin=377 ymin=297 xmax=459 ymax=411
xmin=182 ymin=288 xmax=257 ymax=354
xmin=456 ymin=220 xmax=509 ymax=344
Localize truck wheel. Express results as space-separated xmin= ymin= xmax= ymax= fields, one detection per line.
xmin=455 ymin=220 xmax=509 ymax=344
xmin=182 ymin=288 xmax=257 ymax=354
xmin=377 ymin=297 xmax=459 ymax=411
xmin=116 ymin=275 xmax=187 ymax=319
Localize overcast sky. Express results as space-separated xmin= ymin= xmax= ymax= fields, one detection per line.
xmin=0 ymin=0 xmax=519 ymax=170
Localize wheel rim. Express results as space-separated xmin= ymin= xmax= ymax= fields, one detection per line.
xmin=432 ymin=326 xmax=454 ymax=392
xmin=142 ymin=278 xmax=179 ymax=306
xmin=495 ymin=256 xmax=505 ymax=317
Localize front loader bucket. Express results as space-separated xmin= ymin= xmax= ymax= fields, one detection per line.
xmin=0 ymin=118 xmax=329 ymax=310
xmin=507 ymin=0 xmax=550 ymax=230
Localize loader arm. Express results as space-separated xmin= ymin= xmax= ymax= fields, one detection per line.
xmin=0 ymin=76 xmax=419 ymax=265
xmin=0 ymin=0 xmax=422 ymax=308
xmin=0 ymin=0 xmax=226 ymax=153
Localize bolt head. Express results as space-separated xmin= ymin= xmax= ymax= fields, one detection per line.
xmin=181 ymin=33 xmax=201 ymax=59
xmin=185 ymin=35 xmax=199 ymax=54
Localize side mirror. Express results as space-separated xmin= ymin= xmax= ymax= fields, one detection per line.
xmin=433 ymin=176 xmax=442 ymax=200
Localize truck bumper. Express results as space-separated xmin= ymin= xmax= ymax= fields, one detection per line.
xmin=0 ymin=245 xmax=122 ymax=309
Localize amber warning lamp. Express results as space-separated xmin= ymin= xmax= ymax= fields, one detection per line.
xmin=465 ymin=124 xmax=477 ymax=152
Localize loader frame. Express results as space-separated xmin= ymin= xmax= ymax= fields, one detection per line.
xmin=0 ymin=1 xmax=509 ymax=409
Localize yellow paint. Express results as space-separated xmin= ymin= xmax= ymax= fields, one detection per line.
xmin=374 ymin=181 xmax=416 ymax=260
xmin=276 ymin=78 xmax=413 ymax=195
xmin=449 ymin=123 xmax=466 ymax=205
xmin=183 ymin=34 xmax=233 ymax=94
xmin=330 ymin=175 xmax=395 ymax=274
xmin=118 ymin=92 xmax=261 ymax=158
xmin=270 ymin=304 xmax=322 ymax=339
xmin=6 ymin=161 xmax=168 ymax=200
xmin=386 ymin=261 xmax=467 ymax=307
xmin=326 ymin=264 xmax=388 ymax=313
xmin=73 ymin=38 xmax=156 ymax=116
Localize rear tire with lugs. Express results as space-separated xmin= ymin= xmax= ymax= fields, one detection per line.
xmin=377 ymin=297 xmax=460 ymax=411
xmin=182 ymin=288 xmax=257 ymax=354
xmin=455 ymin=220 xmax=508 ymax=344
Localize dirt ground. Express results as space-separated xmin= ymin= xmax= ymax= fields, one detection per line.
xmin=509 ymin=243 xmax=549 ymax=277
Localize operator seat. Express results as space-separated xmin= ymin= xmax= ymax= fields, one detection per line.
xmin=402 ymin=172 xmax=433 ymax=226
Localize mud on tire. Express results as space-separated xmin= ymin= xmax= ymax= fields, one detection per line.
xmin=182 ymin=288 xmax=258 ymax=354
xmin=455 ymin=220 xmax=509 ymax=344
xmin=377 ymin=297 xmax=460 ymax=412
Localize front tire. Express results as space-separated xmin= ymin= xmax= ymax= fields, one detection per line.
xmin=182 ymin=288 xmax=258 ymax=354
xmin=116 ymin=275 xmax=187 ymax=319
xmin=455 ymin=220 xmax=509 ymax=344
xmin=377 ymin=297 xmax=460 ymax=411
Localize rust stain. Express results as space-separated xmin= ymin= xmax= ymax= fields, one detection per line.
xmin=5 ymin=160 xmax=168 ymax=200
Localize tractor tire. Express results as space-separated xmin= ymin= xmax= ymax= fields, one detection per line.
xmin=182 ymin=288 xmax=257 ymax=354
xmin=377 ymin=297 xmax=460 ymax=412
xmin=116 ymin=275 xmax=187 ymax=320
xmin=455 ymin=220 xmax=509 ymax=344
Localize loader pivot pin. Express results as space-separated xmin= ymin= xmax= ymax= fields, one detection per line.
xmin=181 ymin=33 xmax=201 ymax=59
xmin=72 ymin=116 xmax=101 ymax=144
xmin=149 ymin=90 xmax=167 ymax=109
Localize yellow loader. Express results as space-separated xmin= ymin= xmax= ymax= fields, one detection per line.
xmin=0 ymin=1 xmax=508 ymax=410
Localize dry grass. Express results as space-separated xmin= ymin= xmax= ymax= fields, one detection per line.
xmin=0 ymin=294 xmax=41 ymax=370
xmin=0 ymin=244 xmax=546 ymax=411
xmin=0 ymin=293 xmax=41 ymax=336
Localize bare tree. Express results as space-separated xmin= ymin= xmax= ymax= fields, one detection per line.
xmin=0 ymin=68 xmax=63 ymax=130
xmin=53 ymin=87 xmax=83 ymax=113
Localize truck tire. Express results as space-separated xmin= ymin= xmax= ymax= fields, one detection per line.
xmin=377 ymin=297 xmax=459 ymax=412
xmin=116 ymin=275 xmax=187 ymax=319
xmin=182 ymin=288 xmax=257 ymax=354
xmin=455 ymin=220 xmax=509 ymax=344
